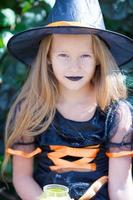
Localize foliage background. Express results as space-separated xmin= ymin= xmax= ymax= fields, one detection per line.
xmin=0 ymin=0 xmax=133 ymax=199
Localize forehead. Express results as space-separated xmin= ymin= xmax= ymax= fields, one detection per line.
xmin=50 ymin=34 xmax=92 ymax=52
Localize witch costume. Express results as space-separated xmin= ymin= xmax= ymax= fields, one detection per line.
xmin=6 ymin=0 xmax=133 ymax=199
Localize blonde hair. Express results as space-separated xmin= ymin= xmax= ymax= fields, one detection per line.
xmin=91 ymin=35 xmax=127 ymax=108
xmin=2 ymin=34 xmax=127 ymax=175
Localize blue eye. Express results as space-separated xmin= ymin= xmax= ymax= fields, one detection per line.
xmin=81 ymin=54 xmax=90 ymax=58
xmin=58 ymin=54 xmax=69 ymax=58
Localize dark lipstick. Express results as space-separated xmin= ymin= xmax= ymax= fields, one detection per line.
xmin=65 ymin=76 xmax=83 ymax=81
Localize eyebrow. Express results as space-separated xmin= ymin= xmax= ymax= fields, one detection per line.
xmin=56 ymin=51 xmax=92 ymax=54
xmin=56 ymin=51 xmax=69 ymax=53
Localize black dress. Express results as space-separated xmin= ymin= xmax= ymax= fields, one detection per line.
xmin=9 ymin=99 xmax=133 ymax=200
xmin=34 ymin=104 xmax=110 ymax=200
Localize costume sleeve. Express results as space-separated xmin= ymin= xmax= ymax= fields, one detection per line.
xmin=6 ymin=135 xmax=42 ymax=158
xmin=105 ymin=100 xmax=133 ymax=158
xmin=6 ymin=99 xmax=42 ymax=158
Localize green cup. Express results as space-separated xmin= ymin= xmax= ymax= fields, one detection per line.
xmin=39 ymin=184 xmax=72 ymax=200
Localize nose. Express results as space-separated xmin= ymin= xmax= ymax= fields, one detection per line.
xmin=68 ymin=58 xmax=81 ymax=72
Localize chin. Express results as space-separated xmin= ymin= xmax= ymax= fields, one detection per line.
xmin=60 ymin=80 xmax=90 ymax=91
xmin=64 ymin=85 xmax=86 ymax=91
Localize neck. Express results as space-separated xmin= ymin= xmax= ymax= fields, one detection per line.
xmin=58 ymin=84 xmax=96 ymax=105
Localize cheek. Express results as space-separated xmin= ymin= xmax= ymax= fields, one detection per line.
xmin=84 ymin=61 xmax=96 ymax=74
xmin=52 ymin=57 xmax=67 ymax=71
xmin=51 ymin=62 xmax=64 ymax=80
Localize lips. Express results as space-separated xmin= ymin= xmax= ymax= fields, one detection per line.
xmin=65 ymin=76 xmax=83 ymax=81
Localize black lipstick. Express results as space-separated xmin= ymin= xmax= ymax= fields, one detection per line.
xmin=65 ymin=76 xmax=83 ymax=81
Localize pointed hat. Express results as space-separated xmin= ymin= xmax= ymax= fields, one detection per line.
xmin=7 ymin=0 xmax=133 ymax=66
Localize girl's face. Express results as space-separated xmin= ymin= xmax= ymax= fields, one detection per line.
xmin=48 ymin=34 xmax=96 ymax=91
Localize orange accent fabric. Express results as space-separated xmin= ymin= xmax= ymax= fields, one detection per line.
xmin=49 ymin=145 xmax=100 ymax=157
xmin=48 ymin=145 xmax=100 ymax=172
xmin=46 ymin=21 xmax=86 ymax=27
xmin=50 ymin=163 xmax=96 ymax=173
xmin=79 ymin=176 xmax=108 ymax=200
xmin=106 ymin=151 xmax=133 ymax=158
xmin=50 ymin=144 xmax=100 ymax=150
xmin=6 ymin=147 xmax=42 ymax=158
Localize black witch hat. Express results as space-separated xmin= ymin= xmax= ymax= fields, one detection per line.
xmin=7 ymin=0 xmax=133 ymax=66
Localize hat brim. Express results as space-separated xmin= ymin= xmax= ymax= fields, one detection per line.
xmin=7 ymin=25 xmax=133 ymax=66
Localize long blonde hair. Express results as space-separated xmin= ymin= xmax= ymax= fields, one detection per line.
xmin=2 ymin=34 xmax=127 ymax=174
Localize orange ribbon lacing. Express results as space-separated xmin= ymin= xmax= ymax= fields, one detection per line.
xmin=79 ymin=176 xmax=108 ymax=200
xmin=48 ymin=144 xmax=100 ymax=173
xmin=6 ymin=147 xmax=42 ymax=158
xmin=106 ymin=150 xmax=133 ymax=158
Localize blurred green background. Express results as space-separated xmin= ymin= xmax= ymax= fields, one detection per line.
xmin=0 ymin=0 xmax=133 ymax=199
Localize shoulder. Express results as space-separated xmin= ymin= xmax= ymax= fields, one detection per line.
xmin=115 ymin=99 xmax=132 ymax=129
xmin=107 ymin=99 xmax=132 ymax=121
xmin=108 ymin=99 xmax=133 ymax=145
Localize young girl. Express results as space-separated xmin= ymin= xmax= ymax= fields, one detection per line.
xmin=2 ymin=0 xmax=133 ymax=200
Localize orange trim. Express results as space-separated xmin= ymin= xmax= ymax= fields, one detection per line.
xmin=48 ymin=145 xmax=100 ymax=172
xmin=46 ymin=21 xmax=86 ymax=27
xmin=50 ymin=144 xmax=100 ymax=151
xmin=106 ymin=151 xmax=133 ymax=158
xmin=6 ymin=147 xmax=42 ymax=158
xmin=49 ymin=160 xmax=96 ymax=173
xmin=49 ymin=145 xmax=100 ymax=158
xmin=79 ymin=176 xmax=108 ymax=200
xmin=50 ymin=164 xmax=96 ymax=173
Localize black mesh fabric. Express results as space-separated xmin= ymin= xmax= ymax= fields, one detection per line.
xmin=105 ymin=99 xmax=133 ymax=153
